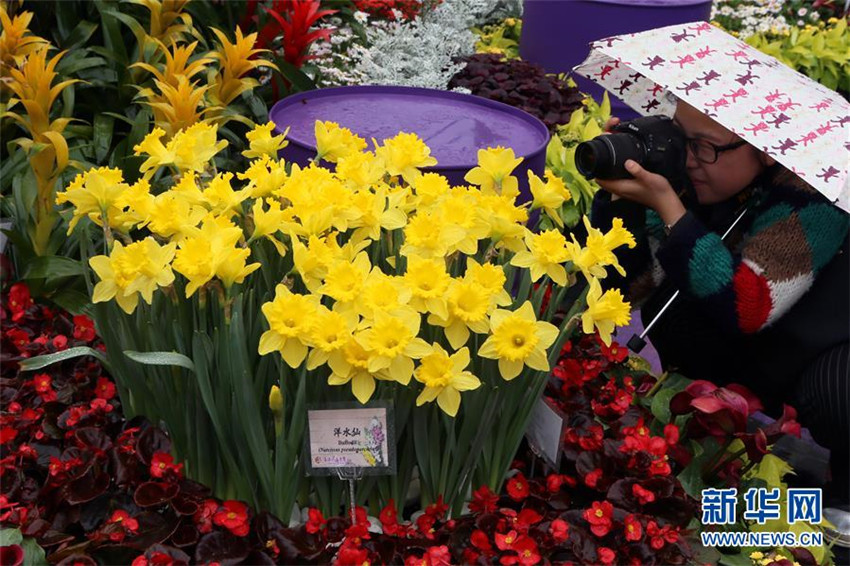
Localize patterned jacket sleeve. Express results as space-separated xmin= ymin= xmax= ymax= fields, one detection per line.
xmin=656 ymin=172 xmax=850 ymax=334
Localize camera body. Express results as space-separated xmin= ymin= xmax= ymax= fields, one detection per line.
xmin=574 ymin=116 xmax=691 ymax=194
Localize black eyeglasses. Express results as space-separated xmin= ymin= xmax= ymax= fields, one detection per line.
xmin=686 ymin=137 xmax=748 ymax=164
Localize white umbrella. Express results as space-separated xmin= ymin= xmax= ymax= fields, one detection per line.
xmin=574 ymin=21 xmax=850 ymax=212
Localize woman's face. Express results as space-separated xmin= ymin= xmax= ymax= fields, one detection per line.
xmin=673 ymin=101 xmax=775 ymax=205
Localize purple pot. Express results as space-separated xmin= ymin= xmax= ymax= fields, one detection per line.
xmin=268 ymin=86 xmax=551 ymax=202
xmin=519 ymin=0 xmax=712 ymax=120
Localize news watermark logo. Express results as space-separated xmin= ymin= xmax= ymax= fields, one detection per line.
xmin=699 ymin=488 xmax=823 ymax=548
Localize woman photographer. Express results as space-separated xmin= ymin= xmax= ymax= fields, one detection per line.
xmin=590 ymin=100 xmax=850 ymax=502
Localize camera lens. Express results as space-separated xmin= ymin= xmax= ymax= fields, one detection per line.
xmin=575 ymin=133 xmax=646 ymax=180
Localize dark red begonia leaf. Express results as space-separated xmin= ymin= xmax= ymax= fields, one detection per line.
xmin=170 ymin=523 xmax=200 ymax=548
xmin=194 ymin=531 xmax=251 ymax=565
xmin=65 ymin=470 xmax=110 ymax=505
xmin=75 ymin=427 xmax=113 ymax=453
xmin=136 ymin=426 xmax=171 ymax=466
xmin=134 ymin=481 xmax=179 ymax=507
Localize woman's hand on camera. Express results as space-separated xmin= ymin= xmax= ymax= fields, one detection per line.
xmin=596 ymin=160 xmax=686 ymax=228
xmin=603 ymin=117 xmax=620 ymax=132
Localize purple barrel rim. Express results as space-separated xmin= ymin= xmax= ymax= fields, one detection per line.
xmin=268 ymin=85 xmax=551 ymax=201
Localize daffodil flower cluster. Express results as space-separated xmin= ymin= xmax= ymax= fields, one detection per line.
xmin=58 ymin=120 xmax=635 ymax=418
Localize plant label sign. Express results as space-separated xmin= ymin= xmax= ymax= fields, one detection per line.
xmin=305 ymin=402 xmax=395 ymax=476
xmin=525 ymin=397 xmax=566 ymax=469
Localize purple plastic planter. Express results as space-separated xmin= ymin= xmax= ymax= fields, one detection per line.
xmin=268 ymin=85 xmax=551 ymax=202
xmin=519 ymin=0 xmax=712 ymax=120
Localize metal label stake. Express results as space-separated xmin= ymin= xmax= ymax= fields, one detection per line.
xmin=337 ymin=467 xmax=364 ymax=525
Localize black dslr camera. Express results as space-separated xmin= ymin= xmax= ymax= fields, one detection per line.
xmin=574 ymin=116 xmax=691 ymax=193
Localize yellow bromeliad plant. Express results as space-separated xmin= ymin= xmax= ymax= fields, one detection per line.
xmin=52 ymin=120 xmax=634 ymax=517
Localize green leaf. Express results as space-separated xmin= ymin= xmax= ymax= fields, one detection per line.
xmin=94 ymin=2 xmax=129 ymax=66
xmin=19 ymin=346 xmax=109 ymax=371
xmin=61 ymin=82 xmax=75 ymax=119
xmin=650 ymin=385 xmax=677 ymax=424
xmin=0 ymin=528 xmax=23 ymax=546
xmin=62 ymin=20 xmax=99 ymax=50
xmin=276 ymin=59 xmax=317 ymax=93
xmin=21 ymin=256 xmax=84 ymax=280
xmin=103 ymin=10 xmax=148 ymax=51
xmin=124 ymin=350 xmax=195 ymax=373
xmin=49 ymin=288 xmax=92 ymax=316
xmin=21 ymin=536 xmax=48 ymax=566
xmin=57 ymin=54 xmax=108 ymax=76
xmin=748 ymin=453 xmax=793 ymax=488
xmin=93 ymin=114 xmax=115 ymax=163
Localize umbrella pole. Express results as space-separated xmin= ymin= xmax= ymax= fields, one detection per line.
xmin=627 ymin=207 xmax=750 ymax=353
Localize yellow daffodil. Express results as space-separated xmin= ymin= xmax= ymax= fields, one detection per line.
xmin=89 ymin=238 xmax=176 ymax=314
xmin=146 ymin=191 xmax=207 ymax=240
xmin=478 ymin=194 xmax=528 ymax=252
xmin=403 ymin=256 xmax=451 ymax=319
xmin=242 ymin=122 xmax=289 ymax=160
xmin=173 ymin=122 xmax=228 ymax=171
xmin=306 ymin=306 xmax=358 ymax=370
xmin=400 ymin=210 xmax=464 ymax=259
xmin=414 ymin=344 xmax=481 ymax=417
xmin=328 ymin=335 xmax=379 ymax=404
xmin=314 ymin=120 xmax=366 ymax=163
xmin=336 ymin=151 xmax=386 ymax=190
xmin=278 ymin=163 xmax=356 ymax=236
xmin=170 ymin=172 xmax=206 ymax=206
xmin=291 ymin=232 xmax=339 ymax=292
xmin=55 ymin=167 xmax=129 ymax=233
xmin=202 ymin=172 xmax=249 ymax=217
xmin=583 ymin=216 xmax=635 ymax=276
xmin=259 ymin=284 xmax=321 ymax=368
xmin=566 ymin=216 xmax=635 ymax=281
xmin=214 ymin=246 xmax=261 ymax=289
xmin=318 ymin=252 xmax=372 ymax=304
xmin=172 ymin=237 xmax=216 ymax=297
xmin=478 ymin=301 xmax=558 ymax=380
xmin=466 ymin=259 xmax=511 ymax=307
xmin=172 ymin=215 xmax=244 ymax=296
xmin=134 ymin=128 xmax=177 ymax=174
xmin=510 ymin=229 xmax=571 ymax=286
xmin=464 ymin=146 xmax=523 ymax=197
xmin=134 ymin=123 xmax=227 ymax=175
xmin=375 ymin=131 xmax=437 ymax=185
xmin=529 ymin=170 xmax=571 ymax=227
xmin=412 ymin=172 xmax=450 ymax=208
xmin=348 ymin=187 xmax=407 ymax=243
xmin=357 ymin=308 xmax=430 ymax=385
xmin=356 ymin=269 xmax=412 ymax=320
xmin=581 ymin=277 xmax=631 ymax=346
xmin=249 ymin=198 xmax=288 ymax=254
xmin=439 ymin=192 xmax=490 ymax=255
xmin=116 ymin=178 xmax=155 ymax=227
xmin=428 ymin=278 xmax=492 ymax=349
xmin=238 ymin=156 xmax=289 ymax=199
